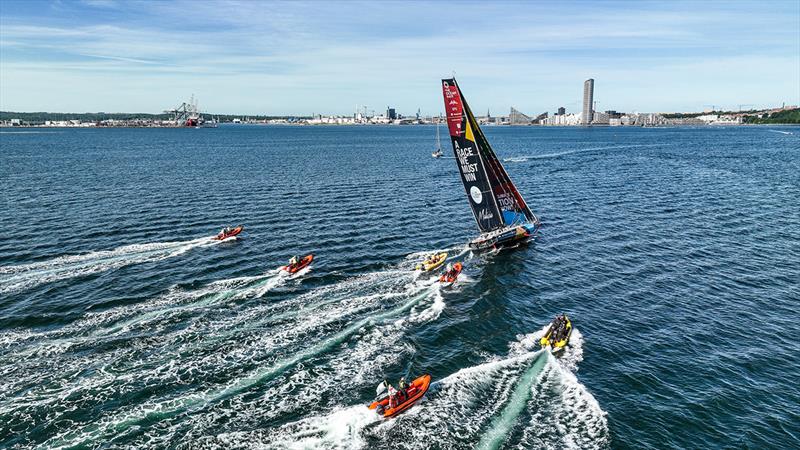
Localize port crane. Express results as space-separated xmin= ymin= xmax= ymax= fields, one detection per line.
xmin=164 ymin=94 xmax=200 ymax=126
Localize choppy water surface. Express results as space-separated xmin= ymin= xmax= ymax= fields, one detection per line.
xmin=1 ymin=125 xmax=798 ymax=449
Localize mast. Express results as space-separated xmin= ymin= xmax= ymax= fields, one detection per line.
xmin=435 ymin=116 xmax=442 ymax=151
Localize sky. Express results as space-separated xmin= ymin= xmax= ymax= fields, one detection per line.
xmin=1 ymin=0 xmax=798 ymax=115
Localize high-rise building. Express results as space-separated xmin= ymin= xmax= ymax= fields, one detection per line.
xmin=386 ymin=107 xmax=396 ymax=120
xmin=582 ymin=79 xmax=594 ymax=125
xmin=557 ymin=106 xmax=566 ymax=115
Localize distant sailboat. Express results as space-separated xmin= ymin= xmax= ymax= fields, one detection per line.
xmin=441 ymin=78 xmax=540 ymax=250
xmin=432 ymin=116 xmax=443 ymax=158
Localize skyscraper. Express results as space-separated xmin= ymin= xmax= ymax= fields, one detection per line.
xmin=557 ymin=106 xmax=565 ymax=115
xmin=582 ymin=79 xmax=594 ymax=125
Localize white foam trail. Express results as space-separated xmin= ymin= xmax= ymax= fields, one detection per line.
xmin=282 ymin=265 xmax=312 ymax=281
xmin=39 ymin=281 xmax=441 ymax=448
xmin=405 ymin=284 xmax=445 ymax=323
xmin=5 ymin=270 xmax=286 ymax=357
xmin=502 ymin=143 xmax=663 ymax=162
xmin=509 ymin=325 xmax=550 ymax=356
xmin=94 ymin=271 xmax=286 ymax=338
xmin=503 ymin=157 xmax=529 ymax=162
xmin=343 ymin=336 xmax=606 ymax=449
xmin=767 ymin=129 xmax=792 ymax=135
xmin=477 ymin=352 xmax=550 ymax=450
xmin=516 ymin=357 xmax=609 ymax=449
xmin=0 ymin=237 xmax=216 ymax=294
xmin=257 ymin=405 xmax=377 ymax=450
xmin=456 ymin=274 xmax=476 ymax=284
xmin=405 ymin=245 xmax=468 ymax=263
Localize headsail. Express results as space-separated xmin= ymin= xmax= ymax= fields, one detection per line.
xmin=470 ymin=110 xmax=539 ymax=226
xmin=442 ymin=78 xmax=503 ymax=232
xmin=442 ymin=78 xmax=539 ymax=232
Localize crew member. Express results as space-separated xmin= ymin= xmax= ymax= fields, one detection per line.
xmin=387 ymin=383 xmax=398 ymax=409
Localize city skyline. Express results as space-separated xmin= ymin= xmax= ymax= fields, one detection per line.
xmin=1 ymin=0 xmax=798 ymax=115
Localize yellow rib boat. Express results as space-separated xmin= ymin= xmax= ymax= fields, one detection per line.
xmin=415 ymin=252 xmax=448 ymax=272
xmin=540 ymin=314 xmax=572 ymax=352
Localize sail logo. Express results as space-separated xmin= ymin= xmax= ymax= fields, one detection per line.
xmin=470 ymin=186 xmax=483 ymax=204
xmin=478 ymin=208 xmax=494 ymax=223
xmin=497 ymin=192 xmax=516 ymax=210
xmin=456 ymin=144 xmax=478 ymax=181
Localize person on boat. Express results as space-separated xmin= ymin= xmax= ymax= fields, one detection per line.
xmin=387 ymin=383 xmax=398 ymax=409
xmin=397 ymin=376 xmax=409 ymax=402
xmin=448 ymin=263 xmax=461 ymax=278
xmin=289 ymin=255 xmax=299 ymax=267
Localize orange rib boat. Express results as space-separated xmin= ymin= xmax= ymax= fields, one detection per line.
xmin=281 ymin=254 xmax=314 ymax=274
xmin=212 ymin=225 xmax=243 ymax=241
xmin=439 ymin=262 xmax=463 ymax=283
xmin=369 ymin=374 xmax=431 ymax=418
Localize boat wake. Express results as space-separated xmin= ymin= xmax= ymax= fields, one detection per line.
xmin=0 ymin=237 xmax=605 ymax=449
xmin=251 ymin=331 xmax=607 ymax=449
xmin=0 ymin=257 xmax=448 ymax=448
xmin=767 ymin=129 xmax=793 ymax=135
xmin=511 ymin=325 xmax=585 ymax=372
xmin=502 ymin=143 xmax=663 ymax=162
xmin=0 ymin=236 xmax=220 ymax=294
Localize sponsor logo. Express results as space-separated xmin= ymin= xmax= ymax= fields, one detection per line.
xmin=449 ymin=100 xmax=457 ymax=105
xmin=470 ymin=186 xmax=483 ymax=204
xmin=478 ymin=208 xmax=494 ymax=223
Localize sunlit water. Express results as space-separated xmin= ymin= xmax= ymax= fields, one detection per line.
xmin=1 ymin=125 xmax=798 ymax=448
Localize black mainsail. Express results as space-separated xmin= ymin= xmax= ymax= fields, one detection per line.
xmin=441 ymin=78 xmax=540 ymax=245
xmin=442 ymin=78 xmax=503 ymax=232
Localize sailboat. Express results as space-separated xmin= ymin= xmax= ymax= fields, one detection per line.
xmin=441 ymin=78 xmax=540 ymax=250
xmin=432 ymin=116 xmax=443 ymax=158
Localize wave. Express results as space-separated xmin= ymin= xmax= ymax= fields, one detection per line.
xmin=0 ymin=236 xmax=220 ymax=294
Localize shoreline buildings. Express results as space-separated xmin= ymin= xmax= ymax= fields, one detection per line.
xmin=3 ymin=78 xmax=791 ymax=127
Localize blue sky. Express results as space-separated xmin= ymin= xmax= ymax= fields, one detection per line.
xmin=1 ymin=0 xmax=798 ymax=115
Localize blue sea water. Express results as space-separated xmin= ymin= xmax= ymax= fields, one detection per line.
xmin=0 ymin=125 xmax=798 ymax=449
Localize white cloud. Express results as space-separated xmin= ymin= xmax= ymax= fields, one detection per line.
xmin=0 ymin=1 xmax=797 ymax=114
